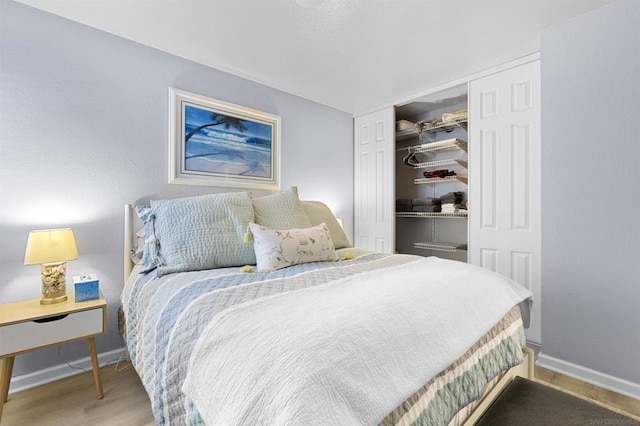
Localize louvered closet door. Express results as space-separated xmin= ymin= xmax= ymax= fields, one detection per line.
xmin=469 ymin=60 xmax=541 ymax=344
xmin=353 ymin=107 xmax=395 ymax=253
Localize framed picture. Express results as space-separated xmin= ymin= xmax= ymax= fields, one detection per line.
xmin=168 ymin=88 xmax=281 ymax=190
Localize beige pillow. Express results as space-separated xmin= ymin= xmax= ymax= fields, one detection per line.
xmin=302 ymin=200 xmax=351 ymax=249
xmin=249 ymin=222 xmax=338 ymax=271
xmin=252 ymin=186 xmax=312 ymax=230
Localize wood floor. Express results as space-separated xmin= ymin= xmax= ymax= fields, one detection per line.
xmin=2 ymin=362 xmax=638 ymax=425
xmin=1 ymin=362 xmax=154 ymax=426
xmin=534 ymin=366 xmax=640 ymax=421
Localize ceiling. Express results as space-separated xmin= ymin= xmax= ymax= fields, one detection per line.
xmin=16 ymin=0 xmax=612 ymax=114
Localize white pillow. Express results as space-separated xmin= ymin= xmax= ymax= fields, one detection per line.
xmin=249 ymin=222 xmax=338 ymax=272
xmin=252 ymin=186 xmax=312 ymax=230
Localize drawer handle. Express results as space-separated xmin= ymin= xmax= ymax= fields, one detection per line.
xmin=33 ymin=314 xmax=69 ymax=323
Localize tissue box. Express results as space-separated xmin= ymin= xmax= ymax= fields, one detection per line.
xmin=73 ymin=274 xmax=99 ymax=302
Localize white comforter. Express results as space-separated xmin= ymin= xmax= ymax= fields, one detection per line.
xmin=182 ymin=256 xmax=532 ymax=425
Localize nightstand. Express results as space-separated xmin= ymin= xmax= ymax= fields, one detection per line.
xmin=0 ymin=297 xmax=106 ymax=421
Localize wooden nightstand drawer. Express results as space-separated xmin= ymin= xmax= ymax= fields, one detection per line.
xmin=0 ymin=308 xmax=104 ymax=357
xmin=0 ymin=297 xmax=107 ymax=421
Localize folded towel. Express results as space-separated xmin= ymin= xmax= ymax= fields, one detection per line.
xmin=396 ymin=120 xmax=416 ymax=131
xmin=412 ymin=205 xmax=442 ymax=213
xmin=441 ymin=204 xmax=457 ymax=213
xmin=440 ymin=191 xmax=464 ymax=199
xmin=442 ymin=203 xmax=466 ymax=213
xmin=442 ymin=203 xmax=466 ymax=208
xmin=442 ymin=109 xmax=468 ymax=122
xmin=395 ymin=199 xmax=413 ymax=207
xmin=396 ymin=205 xmax=413 ymax=212
xmin=412 ymin=198 xmax=441 ymax=206
xmin=440 ymin=191 xmax=464 ymax=204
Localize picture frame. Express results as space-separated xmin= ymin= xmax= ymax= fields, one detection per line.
xmin=168 ymin=88 xmax=281 ymax=190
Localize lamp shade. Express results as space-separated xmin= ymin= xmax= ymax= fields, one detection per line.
xmin=24 ymin=228 xmax=78 ymax=265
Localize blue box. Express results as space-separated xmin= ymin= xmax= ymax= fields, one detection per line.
xmin=73 ymin=274 xmax=100 ymax=302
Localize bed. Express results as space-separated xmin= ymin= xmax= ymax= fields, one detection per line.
xmin=120 ymin=187 xmax=534 ymax=426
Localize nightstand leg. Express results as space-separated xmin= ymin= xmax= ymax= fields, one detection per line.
xmin=0 ymin=356 xmax=15 ymax=421
xmin=87 ymin=338 xmax=104 ymax=399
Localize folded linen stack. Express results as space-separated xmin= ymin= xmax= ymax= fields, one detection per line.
xmin=439 ymin=191 xmax=466 ymax=214
xmin=442 ymin=108 xmax=468 ymax=122
xmin=412 ymin=197 xmax=441 ymax=213
xmin=440 ymin=191 xmax=464 ymax=204
xmin=412 ymin=205 xmax=442 ymax=213
xmin=441 ymin=203 xmax=466 ymax=214
xmin=396 ymin=120 xmax=416 ymax=132
xmin=412 ymin=198 xmax=442 ymax=206
xmin=396 ymin=199 xmax=413 ymax=212
xmin=396 ymin=198 xmax=442 ymax=213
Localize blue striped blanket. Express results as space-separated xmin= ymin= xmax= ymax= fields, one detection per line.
xmin=121 ymin=250 xmax=530 ymax=425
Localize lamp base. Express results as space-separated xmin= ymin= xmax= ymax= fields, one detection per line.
xmin=40 ymin=294 xmax=68 ymax=305
xmin=40 ymin=261 xmax=68 ymax=305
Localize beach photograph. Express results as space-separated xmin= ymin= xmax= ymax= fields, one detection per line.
xmin=183 ymin=104 xmax=273 ymax=179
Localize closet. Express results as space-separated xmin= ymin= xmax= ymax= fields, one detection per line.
xmin=354 ymin=55 xmax=541 ymax=344
xmin=394 ymin=84 xmax=469 ymax=263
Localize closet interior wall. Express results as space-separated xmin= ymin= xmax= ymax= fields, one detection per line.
xmin=394 ymin=85 xmax=469 ymax=262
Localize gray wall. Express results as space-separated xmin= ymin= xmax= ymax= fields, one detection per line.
xmin=541 ymin=0 xmax=640 ymax=383
xmin=0 ymin=1 xmax=353 ymax=376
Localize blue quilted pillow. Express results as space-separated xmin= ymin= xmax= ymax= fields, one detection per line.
xmin=150 ymin=192 xmax=255 ymax=276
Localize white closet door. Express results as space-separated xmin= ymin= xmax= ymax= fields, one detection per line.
xmin=353 ymin=107 xmax=395 ymax=253
xmin=469 ymin=60 xmax=541 ymax=344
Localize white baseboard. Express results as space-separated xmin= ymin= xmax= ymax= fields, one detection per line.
xmin=8 ymin=346 xmax=128 ymax=395
xmin=11 ymin=348 xmax=638 ymax=401
xmin=537 ymin=352 xmax=640 ymax=400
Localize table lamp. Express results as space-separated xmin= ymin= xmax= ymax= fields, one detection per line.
xmin=24 ymin=228 xmax=78 ymax=304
